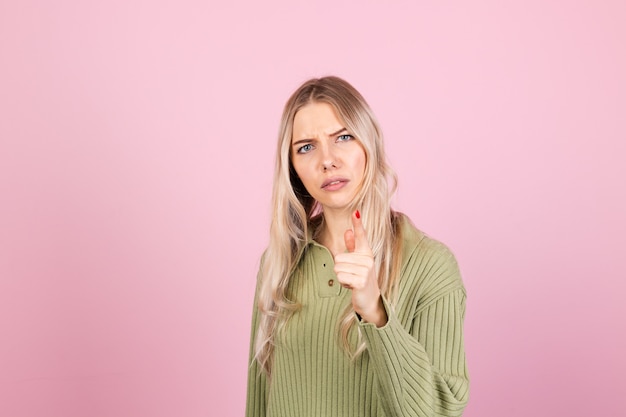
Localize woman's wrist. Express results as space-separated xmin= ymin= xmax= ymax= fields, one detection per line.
xmin=359 ymin=296 xmax=388 ymax=327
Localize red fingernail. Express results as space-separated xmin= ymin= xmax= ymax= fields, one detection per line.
xmin=355 ymin=210 xmax=361 ymax=219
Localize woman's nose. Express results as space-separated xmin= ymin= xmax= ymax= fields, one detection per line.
xmin=322 ymin=159 xmax=337 ymax=171
xmin=320 ymin=145 xmax=338 ymax=171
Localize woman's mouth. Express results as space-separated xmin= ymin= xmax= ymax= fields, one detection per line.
xmin=322 ymin=178 xmax=349 ymax=191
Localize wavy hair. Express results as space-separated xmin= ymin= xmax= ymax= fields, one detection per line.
xmin=254 ymin=76 xmax=403 ymax=375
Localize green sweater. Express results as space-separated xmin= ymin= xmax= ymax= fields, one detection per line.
xmin=246 ymin=215 xmax=469 ymax=416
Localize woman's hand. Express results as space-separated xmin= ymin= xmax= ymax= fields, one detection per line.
xmin=333 ymin=210 xmax=388 ymax=327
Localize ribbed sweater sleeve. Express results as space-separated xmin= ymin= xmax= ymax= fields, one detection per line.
xmin=245 ymin=279 xmax=267 ymax=417
xmin=359 ymin=237 xmax=469 ymax=416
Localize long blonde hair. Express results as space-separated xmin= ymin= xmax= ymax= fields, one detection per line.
xmin=254 ymin=76 xmax=403 ymax=375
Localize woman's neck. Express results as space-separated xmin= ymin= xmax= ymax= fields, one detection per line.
xmin=318 ymin=208 xmax=353 ymax=257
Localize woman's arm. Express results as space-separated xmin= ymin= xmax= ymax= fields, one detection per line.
xmin=245 ymin=273 xmax=268 ymax=417
xmin=360 ymin=240 xmax=470 ymax=416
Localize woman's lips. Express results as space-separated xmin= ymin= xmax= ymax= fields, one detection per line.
xmin=321 ymin=178 xmax=349 ymax=191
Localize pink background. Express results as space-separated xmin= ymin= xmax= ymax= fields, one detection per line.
xmin=1 ymin=1 xmax=624 ymax=416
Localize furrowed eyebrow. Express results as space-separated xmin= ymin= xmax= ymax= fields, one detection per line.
xmin=292 ymin=128 xmax=348 ymax=146
xmin=330 ymin=127 xmax=348 ymax=136
xmin=292 ymin=138 xmax=314 ymax=146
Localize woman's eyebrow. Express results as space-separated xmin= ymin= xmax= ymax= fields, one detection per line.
xmin=292 ymin=138 xmax=314 ymax=146
xmin=292 ymin=127 xmax=347 ymax=146
xmin=330 ymin=127 xmax=348 ymax=136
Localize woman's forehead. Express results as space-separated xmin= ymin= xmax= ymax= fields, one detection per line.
xmin=292 ymin=102 xmax=345 ymax=140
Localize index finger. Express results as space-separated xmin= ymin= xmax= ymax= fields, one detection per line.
xmin=351 ymin=210 xmax=372 ymax=254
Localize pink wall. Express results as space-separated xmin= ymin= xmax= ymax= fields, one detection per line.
xmin=1 ymin=1 xmax=624 ymax=416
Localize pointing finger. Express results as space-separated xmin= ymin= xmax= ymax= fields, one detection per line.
xmin=351 ymin=210 xmax=371 ymax=254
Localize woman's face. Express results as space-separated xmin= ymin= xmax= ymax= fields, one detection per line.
xmin=291 ymin=102 xmax=366 ymax=213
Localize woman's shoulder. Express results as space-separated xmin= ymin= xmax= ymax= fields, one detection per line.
xmin=396 ymin=213 xmax=454 ymax=257
xmin=395 ymin=212 xmax=464 ymax=294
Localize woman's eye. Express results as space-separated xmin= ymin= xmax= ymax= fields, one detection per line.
xmin=337 ymin=134 xmax=354 ymax=142
xmin=297 ymin=144 xmax=313 ymax=154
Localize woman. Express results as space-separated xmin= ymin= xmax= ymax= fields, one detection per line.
xmin=246 ymin=76 xmax=469 ymax=417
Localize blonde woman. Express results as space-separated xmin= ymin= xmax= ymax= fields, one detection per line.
xmin=246 ymin=76 xmax=469 ymax=417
